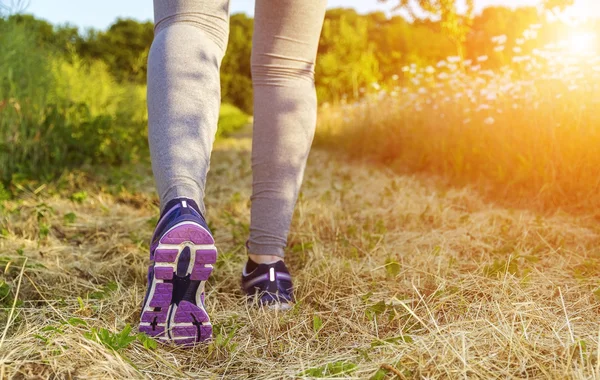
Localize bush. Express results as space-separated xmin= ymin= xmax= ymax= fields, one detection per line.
xmin=0 ymin=20 xmax=148 ymax=185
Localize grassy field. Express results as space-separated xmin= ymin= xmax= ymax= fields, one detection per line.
xmin=316 ymin=27 xmax=600 ymax=214
xmin=2 ymin=132 xmax=600 ymax=379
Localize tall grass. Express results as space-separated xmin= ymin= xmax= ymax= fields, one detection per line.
xmin=0 ymin=19 xmax=249 ymax=191
xmin=316 ymin=27 xmax=600 ymax=212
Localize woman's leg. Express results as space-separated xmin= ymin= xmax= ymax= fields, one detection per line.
xmin=247 ymin=0 xmax=327 ymax=261
xmin=142 ymin=0 xmax=229 ymax=345
xmin=148 ymin=0 xmax=230 ymax=214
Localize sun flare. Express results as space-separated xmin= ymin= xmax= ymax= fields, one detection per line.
xmin=564 ymin=32 xmax=597 ymax=55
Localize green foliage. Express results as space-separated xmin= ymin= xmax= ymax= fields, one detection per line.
xmin=0 ymin=19 xmax=148 ymax=186
xmin=388 ymin=0 xmax=475 ymax=57
xmin=136 ymin=333 xmax=158 ymax=350
xmin=221 ymin=14 xmax=253 ymax=114
xmin=217 ymin=103 xmax=250 ymax=138
xmin=369 ymin=368 xmax=389 ymax=380
xmin=88 ymin=281 xmax=118 ymax=300
xmin=78 ymin=18 xmax=154 ymax=83
xmin=313 ymin=314 xmax=323 ymax=334
xmin=84 ymin=324 xmax=137 ymax=351
xmin=69 ymin=191 xmax=87 ymax=203
xmin=0 ymin=280 xmax=12 ymax=308
xmin=63 ymin=212 xmax=77 ymax=224
xmin=316 ymin=9 xmax=380 ymax=103
xmin=300 ymin=361 xmax=357 ymax=378
xmin=66 ymin=317 xmax=88 ymax=327
xmin=208 ymin=316 xmax=241 ymax=356
xmin=384 ymin=258 xmax=401 ymax=278
xmin=365 ymin=300 xmax=387 ymax=321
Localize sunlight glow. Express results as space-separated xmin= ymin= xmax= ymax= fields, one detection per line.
xmin=565 ymin=32 xmax=597 ymax=55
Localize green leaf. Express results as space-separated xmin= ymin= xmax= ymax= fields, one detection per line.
xmin=137 ymin=333 xmax=157 ymax=350
xmin=384 ymin=258 xmax=401 ymax=277
xmin=66 ymin=317 xmax=88 ymax=327
xmin=366 ymin=300 xmax=387 ymax=321
xmin=64 ymin=212 xmax=77 ymax=224
xmin=361 ymin=291 xmax=373 ymax=302
xmin=41 ymin=325 xmax=64 ymax=334
xmin=0 ymin=281 xmax=11 ymax=304
xmin=369 ymin=368 xmax=388 ymax=380
xmin=34 ymin=334 xmax=49 ymax=344
xmin=313 ymin=315 xmax=323 ymax=334
xmin=85 ymin=324 xmax=137 ymax=351
xmin=38 ymin=223 xmax=50 ymax=239
xmin=70 ymin=191 xmax=88 ymax=203
xmin=300 ymin=361 xmax=357 ymax=377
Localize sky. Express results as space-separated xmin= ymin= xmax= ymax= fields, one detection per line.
xmin=20 ymin=0 xmax=600 ymax=31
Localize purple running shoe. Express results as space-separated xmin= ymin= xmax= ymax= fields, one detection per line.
xmin=241 ymin=259 xmax=294 ymax=310
xmin=139 ymin=198 xmax=216 ymax=345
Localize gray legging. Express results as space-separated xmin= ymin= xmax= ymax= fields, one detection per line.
xmin=147 ymin=0 xmax=327 ymax=258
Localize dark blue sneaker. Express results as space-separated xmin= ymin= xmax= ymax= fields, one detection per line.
xmin=241 ymin=259 xmax=294 ymax=309
xmin=139 ymin=198 xmax=217 ymax=345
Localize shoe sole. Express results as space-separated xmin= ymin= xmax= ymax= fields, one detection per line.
xmin=139 ymin=221 xmax=217 ymax=345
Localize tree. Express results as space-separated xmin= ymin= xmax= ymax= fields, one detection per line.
xmin=316 ymin=8 xmax=380 ymax=103
xmin=384 ymin=0 xmax=475 ymax=58
xmin=221 ymin=13 xmax=253 ymax=113
xmin=0 ymin=0 xmax=29 ymax=15
xmin=78 ymin=18 xmax=154 ymax=83
xmin=543 ymin=0 xmax=574 ymax=11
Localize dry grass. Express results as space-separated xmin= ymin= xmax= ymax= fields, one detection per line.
xmin=315 ymin=30 xmax=600 ymax=214
xmin=2 ymin=135 xmax=600 ymax=379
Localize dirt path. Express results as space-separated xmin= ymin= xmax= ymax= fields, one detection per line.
xmin=2 ymin=135 xmax=600 ymax=379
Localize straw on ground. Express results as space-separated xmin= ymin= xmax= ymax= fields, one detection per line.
xmin=1 ymin=134 xmax=600 ymax=379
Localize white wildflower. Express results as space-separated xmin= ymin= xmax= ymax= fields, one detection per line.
xmin=523 ymin=29 xmax=538 ymax=40
xmin=484 ymin=117 xmax=495 ymax=125
xmin=491 ymin=35 xmax=507 ymax=45
xmin=447 ymin=56 xmax=461 ymax=63
xmin=477 ymin=55 xmax=489 ymax=62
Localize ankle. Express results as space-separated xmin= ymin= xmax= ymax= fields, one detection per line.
xmin=247 ymin=253 xmax=284 ymax=264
